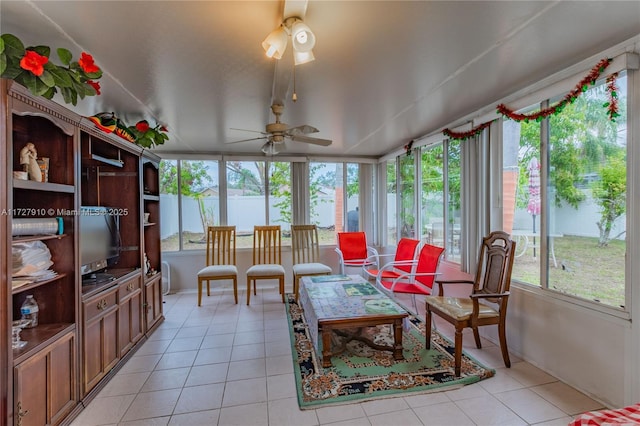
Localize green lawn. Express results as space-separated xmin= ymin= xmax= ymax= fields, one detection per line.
xmin=512 ymin=235 xmax=625 ymax=308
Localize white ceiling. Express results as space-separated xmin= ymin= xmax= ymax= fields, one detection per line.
xmin=2 ymin=1 xmax=639 ymax=158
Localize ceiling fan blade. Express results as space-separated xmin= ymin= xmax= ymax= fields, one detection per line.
xmin=230 ymin=127 xmax=268 ymax=135
xmin=286 ymin=124 xmax=319 ymax=135
xmin=225 ymin=136 xmax=269 ymax=144
xmin=289 ymin=134 xmax=333 ymax=146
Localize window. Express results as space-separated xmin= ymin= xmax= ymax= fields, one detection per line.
xmin=226 ymin=160 xmax=292 ymax=248
xmin=503 ymin=72 xmax=627 ymax=309
xmin=346 ymin=163 xmax=360 ymax=232
xmin=386 ymin=160 xmax=397 ymax=246
xmin=399 ymin=153 xmax=416 ymax=238
xmin=159 ymin=159 xmax=218 ymax=251
xmin=159 ymin=159 xmax=178 ymax=252
xmin=161 ymin=158 xmax=371 ymax=251
xmin=421 ymin=145 xmax=444 ymax=248
xmin=446 ymin=140 xmax=462 ymax=262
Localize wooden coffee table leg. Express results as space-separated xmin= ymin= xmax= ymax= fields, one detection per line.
xmin=393 ymin=319 xmax=404 ymax=361
xmin=321 ymin=325 xmax=333 ymax=368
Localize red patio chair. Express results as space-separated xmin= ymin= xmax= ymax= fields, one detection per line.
xmin=335 ymin=231 xmax=379 ymax=275
xmin=363 ymin=237 xmax=420 ymax=281
xmin=376 ymin=243 xmax=445 ymax=311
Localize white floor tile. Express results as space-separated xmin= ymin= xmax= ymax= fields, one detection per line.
xmin=71 ymin=291 xmax=601 ymax=426
xmin=218 ymin=402 xmax=269 ymax=426
xmin=268 ymin=397 xmax=319 ymax=426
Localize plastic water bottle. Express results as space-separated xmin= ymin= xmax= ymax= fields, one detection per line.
xmin=20 ymin=295 xmax=39 ymax=328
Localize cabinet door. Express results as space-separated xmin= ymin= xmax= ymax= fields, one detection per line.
xmin=82 ymin=288 xmax=118 ymax=396
xmin=48 ymin=332 xmax=76 ymax=425
xmin=14 ymin=355 xmax=46 ymax=426
xmin=118 ymin=277 xmax=143 ymax=357
xmin=144 ymin=276 xmax=163 ymax=332
xmin=14 ymin=331 xmax=76 ymax=426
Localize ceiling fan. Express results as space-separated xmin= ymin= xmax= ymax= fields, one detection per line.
xmin=226 ymin=103 xmax=332 ymax=155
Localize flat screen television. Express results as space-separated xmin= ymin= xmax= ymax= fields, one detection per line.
xmin=79 ymin=206 xmax=120 ymax=277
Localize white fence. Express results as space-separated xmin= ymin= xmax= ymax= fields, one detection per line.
xmin=160 ymin=194 xmax=339 ymax=239
xmin=160 ymin=190 xmax=625 ymax=241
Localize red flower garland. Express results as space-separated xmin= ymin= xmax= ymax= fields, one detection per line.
xmin=78 ymin=52 xmax=100 ymax=73
xmin=404 ymin=140 xmax=414 ymax=156
xmin=19 ymin=50 xmax=48 ymax=76
xmin=443 ymin=120 xmax=493 ymax=141
xmin=497 ymin=58 xmax=613 ymax=122
xmin=604 ymin=72 xmax=620 ymax=122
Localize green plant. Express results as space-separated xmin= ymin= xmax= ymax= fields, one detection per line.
xmin=128 ymin=120 xmax=169 ymax=148
xmin=0 ymin=33 xmax=102 ymax=105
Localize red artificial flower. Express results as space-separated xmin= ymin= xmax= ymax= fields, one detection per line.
xmin=78 ymin=52 xmax=100 ymax=73
xmin=135 ymin=120 xmax=150 ymax=132
xmin=160 ymin=125 xmax=168 ymax=132
xmin=20 ymin=50 xmax=48 ymax=76
xmin=87 ymin=80 xmax=101 ymax=95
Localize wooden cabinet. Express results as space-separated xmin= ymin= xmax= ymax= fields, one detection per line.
xmin=144 ymin=275 xmax=163 ymax=332
xmin=5 ymin=82 xmax=80 ymax=425
xmin=118 ymin=275 xmax=143 ymax=357
xmin=2 ymin=80 xmax=163 ymax=425
xmin=82 ymin=287 xmax=118 ymax=396
xmin=13 ymin=330 xmax=76 ymax=426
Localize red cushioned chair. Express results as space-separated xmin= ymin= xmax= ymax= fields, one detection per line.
xmin=363 ymin=237 xmax=420 ymax=281
xmin=335 ymin=232 xmax=379 ymax=275
xmin=376 ymin=243 xmax=445 ymax=312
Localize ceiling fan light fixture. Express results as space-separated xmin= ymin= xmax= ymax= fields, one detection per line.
xmin=261 ymin=26 xmax=288 ymax=59
xmin=290 ymin=20 xmax=315 ymax=52
xmin=293 ymin=49 xmax=315 ymax=66
xmin=264 ymin=17 xmax=316 ymax=64
xmin=261 ymin=141 xmax=281 ymax=156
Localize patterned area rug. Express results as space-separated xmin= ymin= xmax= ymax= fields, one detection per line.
xmin=286 ymin=294 xmax=495 ymax=409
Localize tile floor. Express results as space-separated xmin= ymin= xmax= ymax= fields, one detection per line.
xmin=71 ymin=284 xmax=605 ymax=426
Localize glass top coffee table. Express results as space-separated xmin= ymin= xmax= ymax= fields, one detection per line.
xmin=299 ymin=274 xmax=409 ymax=368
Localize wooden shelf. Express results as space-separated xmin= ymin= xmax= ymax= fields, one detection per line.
xmin=12 ymin=233 xmax=67 ymax=244
xmin=13 ymin=179 xmax=75 ymax=193
xmin=12 ymin=323 xmax=75 ymax=365
xmin=12 ymin=273 xmax=67 ymax=295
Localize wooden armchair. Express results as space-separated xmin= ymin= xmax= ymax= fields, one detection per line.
xmin=425 ymin=231 xmax=515 ymax=376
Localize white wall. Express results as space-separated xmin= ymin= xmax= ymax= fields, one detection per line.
xmin=496 ymin=286 xmax=627 ymax=407
xmin=162 ymin=245 xmax=339 ymax=296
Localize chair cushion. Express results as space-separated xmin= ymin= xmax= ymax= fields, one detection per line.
xmin=425 ymin=296 xmax=498 ymax=320
xmin=246 ymin=264 xmax=285 ymax=277
xmin=293 ymin=263 xmax=332 ymax=276
xmin=198 ymin=265 xmax=237 ymax=277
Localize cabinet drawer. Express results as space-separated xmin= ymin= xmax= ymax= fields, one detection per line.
xmin=118 ymin=276 xmax=141 ymax=300
xmin=84 ymin=287 xmax=117 ymax=321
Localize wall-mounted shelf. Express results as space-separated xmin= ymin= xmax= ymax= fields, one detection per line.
xmin=13 ymin=179 xmax=75 ymax=193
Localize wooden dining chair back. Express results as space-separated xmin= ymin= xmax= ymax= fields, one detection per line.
xmin=196 ymin=226 xmax=238 ymax=305
xmin=291 ymin=225 xmax=332 ymax=300
xmin=335 ymin=231 xmax=379 ymax=275
xmin=425 ymin=231 xmax=516 ymax=376
xmin=376 ymin=243 xmax=444 ymax=311
xmin=246 ymin=225 xmax=286 ymax=305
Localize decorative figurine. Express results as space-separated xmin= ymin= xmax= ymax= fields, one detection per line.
xmin=19 ymin=143 xmax=42 ymax=182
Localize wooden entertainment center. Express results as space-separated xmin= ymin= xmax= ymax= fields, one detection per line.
xmin=0 ymin=79 xmax=164 ymax=426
